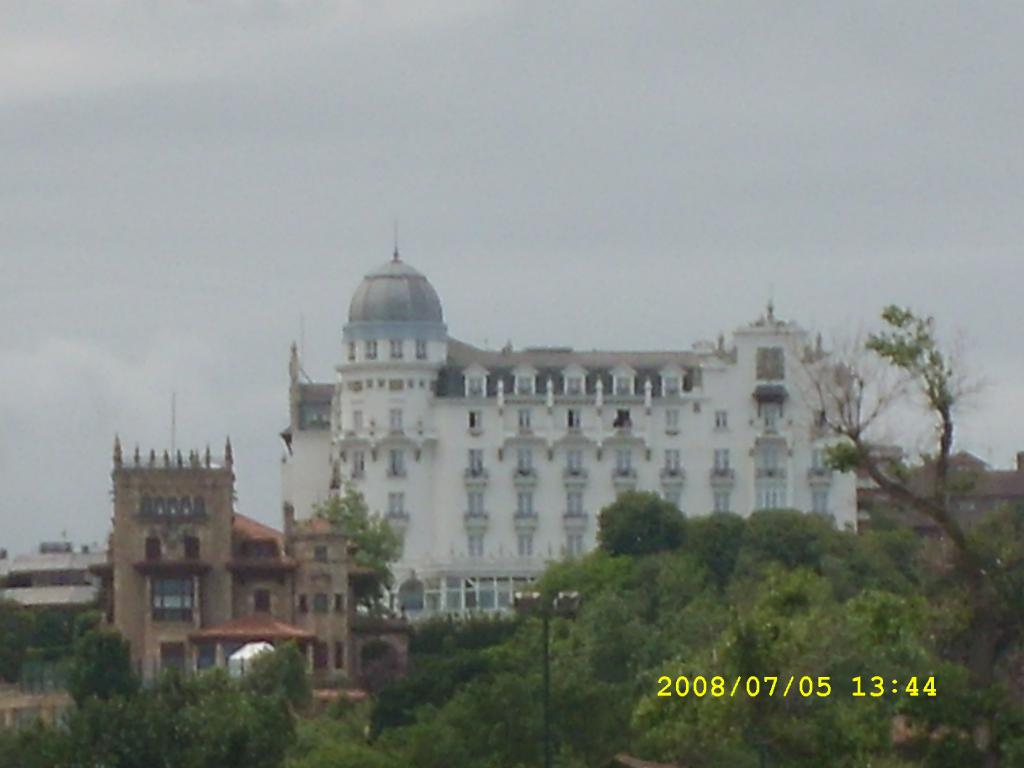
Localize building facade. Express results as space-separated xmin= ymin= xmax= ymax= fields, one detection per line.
xmin=0 ymin=541 xmax=105 ymax=610
xmin=99 ymin=440 xmax=406 ymax=684
xmin=280 ymin=253 xmax=857 ymax=618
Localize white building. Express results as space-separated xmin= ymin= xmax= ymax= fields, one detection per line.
xmin=280 ymin=252 xmax=856 ymax=617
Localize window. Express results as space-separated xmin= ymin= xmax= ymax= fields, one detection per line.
xmin=714 ymin=449 xmax=730 ymax=471
xmin=468 ymin=534 xmax=484 ymax=558
xmin=714 ymin=491 xmax=731 ymax=513
xmin=567 ymin=491 xmax=583 ymax=515
xmin=615 ymin=449 xmax=632 ymax=474
xmin=761 ymin=402 xmax=783 ymax=430
xmin=389 ymin=408 xmax=403 ymax=432
xmin=665 ymin=408 xmax=679 ymax=432
xmin=614 ymin=376 xmax=633 ymax=396
xmin=468 ymin=410 xmax=482 ymax=431
xmin=160 ymin=643 xmax=186 ymax=672
xmin=389 ymin=339 xmax=403 ymax=359
xmin=151 ymin=578 xmax=193 ymax=622
xmin=334 ymin=641 xmax=345 ymax=670
xmin=467 ymin=491 xmax=484 ymax=515
xmin=517 ymin=408 xmax=532 ymax=431
xmin=347 ymin=342 xmax=356 ymax=362
xmin=468 ymin=449 xmax=484 ymax=474
xmin=314 ymin=545 xmax=328 ymax=563
xmin=517 ymin=491 xmax=534 ymax=516
xmin=352 ymin=410 xmax=363 ymax=431
xmin=516 ymin=447 xmax=533 ymax=473
xmin=715 ymin=410 xmax=728 ymax=429
xmin=313 ymin=641 xmax=328 ymax=670
xmin=467 ymin=376 xmax=485 ymax=397
xmin=756 ymin=347 xmax=785 ymax=380
xmin=388 ymin=492 xmax=405 ymax=517
xmin=663 ymin=376 xmax=680 ymax=396
xmin=298 ymin=594 xmax=308 ymax=613
xmin=566 ymin=533 xmax=583 ymax=556
xmin=366 ymin=340 xmax=378 ymax=360
xmin=334 ymin=593 xmax=345 ymax=612
xmin=757 ymin=443 xmax=783 ymax=473
xmin=184 ymin=536 xmax=200 ymax=560
xmin=388 ymin=449 xmax=405 ymax=477
xmin=352 ymin=450 xmax=365 ymax=477
xmin=416 ymin=340 xmax=428 ymax=360
xmin=664 ymin=449 xmax=681 ymax=472
xmin=665 ymin=489 xmax=681 ymax=510
xmin=567 ymin=408 xmax=582 ymax=430
xmin=756 ymin=483 xmax=787 ymax=510
xmin=613 ymin=409 xmax=632 ymax=429
xmin=515 ymin=375 xmax=534 ymax=395
xmin=812 ymin=489 xmax=829 ymax=514
xmin=145 ymin=537 xmax=162 ymax=561
xmin=565 ymin=376 xmax=583 ymax=395
xmin=517 ymin=534 xmax=534 ymax=557
xmin=254 ymin=589 xmax=271 ymax=613
xmin=566 ymin=449 xmax=583 ymax=473
xmin=811 ymin=449 xmax=826 ymax=470
xmin=313 ymin=593 xmax=329 ymax=614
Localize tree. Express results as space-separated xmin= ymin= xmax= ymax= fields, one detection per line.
xmin=244 ymin=641 xmax=312 ymax=712
xmin=66 ymin=628 xmax=138 ymax=704
xmin=314 ymin=484 xmax=401 ymax=598
xmin=805 ymin=305 xmax=1016 ymax=766
xmin=0 ymin=599 xmax=33 ymax=682
xmin=597 ymin=491 xmax=686 ymax=557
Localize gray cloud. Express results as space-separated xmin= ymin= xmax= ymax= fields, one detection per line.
xmin=2 ymin=1 xmax=1022 ymax=554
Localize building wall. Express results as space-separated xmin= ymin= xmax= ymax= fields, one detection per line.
xmin=283 ymin=311 xmax=857 ymax=617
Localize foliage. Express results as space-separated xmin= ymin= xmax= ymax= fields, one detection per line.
xmin=597 ymin=490 xmax=686 ymax=557
xmin=66 ymin=627 xmax=138 ymax=705
xmin=314 ymin=484 xmax=401 ymax=595
xmin=243 ymin=641 xmax=312 ymax=711
xmin=0 ymin=599 xmax=34 ymax=682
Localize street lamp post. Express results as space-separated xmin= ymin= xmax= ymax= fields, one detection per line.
xmin=514 ymin=590 xmax=581 ymax=768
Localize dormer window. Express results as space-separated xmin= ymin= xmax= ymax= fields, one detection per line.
xmin=389 ymin=339 xmax=403 ymax=359
xmin=515 ymin=375 xmax=534 ymax=395
xmin=416 ymin=340 xmax=428 ymax=360
xmin=366 ymin=340 xmax=378 ymax=360
xmin=347 ymin=342 xmax=356 ymax=362
xmin=466 ymin=376 xmax=485 ymax=398
xmin=613 ymin=374 xmax=633 ymax=396
xmin=565 ymin=376 xmax=583 ymax=395
xmin=613 ymin=409 xmax=632 ymax=429
xmin=663 ymin=376 xmax=680 ymax=396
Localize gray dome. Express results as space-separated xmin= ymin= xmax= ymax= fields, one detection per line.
xmin=347 ymin=256 xmax=444 ymax=324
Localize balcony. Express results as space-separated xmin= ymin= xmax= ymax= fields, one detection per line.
xmin=463 ymin=467 xmax=489 ymax=488
xmin=562 ymin=511 xmax=588 ymax=532
xmin=612 ymin=467 xmax=637 ymax=492
xmin=807 ymin=466 xmax=833 ymax=486
xmin=659 ymin=466 xmax=686 ymax=488
xmin=385 ymin=510 xmax=410 ymax=534
xmin=513 ymin=467 xmax=538 ymax=488
xmin=463 ymin=511 xmax=489 ymax=533
xmin=755 ymin=467 xmax=787 ymax=480
xmin=562 ymin=467 xmax=588 ymax=488
xmin=709 ymin=467 xmax=736 ymax=487
xmin=513 ymin=510 xmax=539 ymax=532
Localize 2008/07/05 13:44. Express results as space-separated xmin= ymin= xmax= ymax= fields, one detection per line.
xmin=656 ymin=675 xmax=938 ymax=699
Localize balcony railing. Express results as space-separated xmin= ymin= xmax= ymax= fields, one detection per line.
xmin=709 ymin=467 xmax=736 ymax=485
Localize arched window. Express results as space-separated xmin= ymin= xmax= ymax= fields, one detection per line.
xmin=398 ymin=578 xmax=425 ymax=612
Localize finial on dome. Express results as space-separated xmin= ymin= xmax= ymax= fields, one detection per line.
xmin=767 ymin=299 xmax=775 ymax=322
xmin=392 ymin=219 xmax=400 ymax=262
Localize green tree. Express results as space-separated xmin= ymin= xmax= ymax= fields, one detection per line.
xmin=597 ymin=491 xmax=686 ymax=557
xmin=66 ymin=628 xmax=138 ymax=705
xmin=243 ymin=641 xmax=312 ymax=711
xmin=0 ymin=599 xmax=33 ymax=682
xmin=314 ymin=484 xmax=401 ymax=598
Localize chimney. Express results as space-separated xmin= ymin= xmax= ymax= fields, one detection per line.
xmin=1017 ymin=451 xmax=1024 ymax=473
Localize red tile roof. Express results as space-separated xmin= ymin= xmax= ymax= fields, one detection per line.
xmin=232 ymin=513 xmax=284 ymax=543
xmin=189 ymin=613 xmax=313 ymax=642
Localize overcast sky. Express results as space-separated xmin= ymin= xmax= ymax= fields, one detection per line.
xmin=1 ymin=1 xmax=1022 ymax=556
